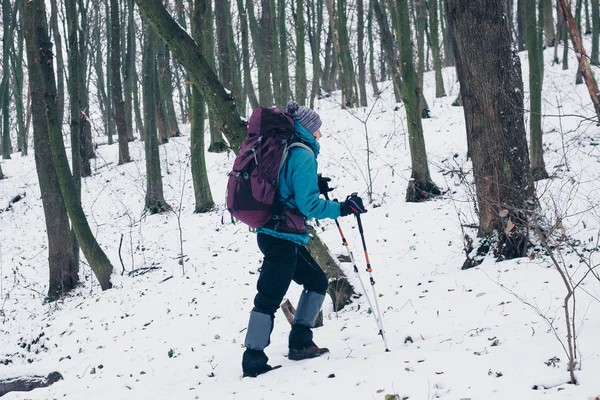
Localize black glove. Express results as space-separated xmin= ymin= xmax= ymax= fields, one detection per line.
xmin=340 ymin=193 xmax=367 ymax=216
xmin=317 ymin=174 xmax=334 ymax=196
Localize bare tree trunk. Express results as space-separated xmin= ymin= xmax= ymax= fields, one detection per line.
xmin=373 ymin=0 xmax=403 ymax=102
xmin=24 ymin=0 xmax=114 ymax=290
xmin=110 ymin=0 xmax=131 ymax=164
xmin=135 ymin=0 xmax=248 ymax=150
xmin=142 ymin=28 xmax=170 ymax=213
xmin=391 ymin=0 xmax=439 ymax=201
xmin=445 ymin=0 xmax=534 ymax=262
xmin=295 ymin=0 xmax=308 ymax=104
xmin=49 ymin=0 xmax=65 ymax=127
xmin=191 ymin=0 xmax=215 ymax=213
xmin=236 ymin=0 xmax=259 ymax=109
xmin=559 ymin=0 xmax=600 ymax=121
xmin=357 ymin=0 xmax=368 ymax=106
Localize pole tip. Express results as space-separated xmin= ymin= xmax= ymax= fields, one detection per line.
xmin=385 ymin=348 xmax=391 ymax=352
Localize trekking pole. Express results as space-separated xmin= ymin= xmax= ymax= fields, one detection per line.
xmin=325 ymin=193 xmax=390 ymax=352
xmin=354 ymin=213 xmax=390 ymax=351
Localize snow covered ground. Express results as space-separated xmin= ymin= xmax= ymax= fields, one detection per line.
xmin=1 ymin=45 xmax=600 ymax=400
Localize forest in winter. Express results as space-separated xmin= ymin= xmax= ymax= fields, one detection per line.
xmin=1 ymin=0 xmax=600 ymax=398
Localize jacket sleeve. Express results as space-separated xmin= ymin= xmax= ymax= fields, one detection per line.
xmin=288 ymin=149 xmax=341 ymax=220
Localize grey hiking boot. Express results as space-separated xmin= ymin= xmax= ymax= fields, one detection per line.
xmin=288 ymin=324 xmax=329 ymax=361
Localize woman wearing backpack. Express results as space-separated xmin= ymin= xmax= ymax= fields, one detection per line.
xmin=242 ymin=101 xmax=367 ymax=378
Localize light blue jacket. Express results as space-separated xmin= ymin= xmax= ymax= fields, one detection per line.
xmin=257 ymin=121 xmax=341 ymax=245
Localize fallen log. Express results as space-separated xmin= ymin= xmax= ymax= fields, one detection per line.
xmin=0 ymin=371 xmax=63 ymax=397
xmin=306 ymin=226 xmax=356 ymax=311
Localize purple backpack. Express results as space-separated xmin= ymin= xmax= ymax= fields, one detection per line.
xmin=226 ymin=107 xmax=298 ymax=228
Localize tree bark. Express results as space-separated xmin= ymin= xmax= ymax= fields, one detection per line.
xmin=142 ymin=29 xmax=170 ymax=213
xmin=373 ymin=0 xmax=403 ymax=102
xmin=543 ymin=0 xmax=556 ymax=47
xmin=49 ymin=0 xmax=65 ymax=127
xmin=109 ymin=0 xmax=131 ymax=164
xmin=428 ymin=0 xmax=446 ymax=97
xmin=391 ymin=0 xmax=439 ymax=201
xmin=1 ymin=0 xmax=14 ymax=159
xmin=11 ymin=1 xmax=26 ymax=155
xmin=308 ymin=0 xmax=323 ymax=108
xmin=357 ymin=0 xmax=368 ymax=106
xmin=592 ymin=0 xmax=600 ymax=64
xmin=134 ymin=0 xmax=247 ymax=150
xmin=325 ymin=0 xmax=357 ymax=108
xmin=190 ymin=0 xmax=215 ymax=213
xmin=414 ymin=0 xmax=430 ymax=117
xmin=278 ymin=0 xmax=291 ymax=104
xmin=236 ymin=0 xmax=259 ymax=109
xmin=445 ymin=0 xmax=534 ymax=261
xmin=525 ymin=0 xmax=549 ymax=181
xmin=25 ymin=1 xmax=78 ymax=299
xmin=24 ymin=0 xmax=114 ymax=290
xmin=559 ymin=0 xmax=600 ymax=121
xmin=367 ymin=0 xmax=380 ymax=96
xmin=517 ymin=0 xmax=526 ymax=51
xmin=295 ymin=0 xmax=308 ymax=104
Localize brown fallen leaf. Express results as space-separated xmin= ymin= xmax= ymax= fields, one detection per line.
xmin=488 ymin=336 xmax=497 ymax=341
xmin=435 ymin=371 xmax=444 ymax=375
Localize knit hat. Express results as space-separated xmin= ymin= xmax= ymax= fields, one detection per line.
xmin=286 ymin=101 xmax=322 ymax=134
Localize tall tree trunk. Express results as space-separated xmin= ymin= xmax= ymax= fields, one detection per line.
xmin=78 ymin=0 xmax=95 ymax=175
xmin=142 ymin=29 xmax=170 ymax=213
xmin=575 ymin=0 xmax=584 ymax=84
xmin=270 ymin=0 xmax=284 ymax=107
xmin=525 ymin=0 xmax=549 ymax=180
xmin=157 ymin=44 xmax=180 ymax=138
xmin=559 ymin=0 xmax=600 ymax=121
xmin=105 ymin=0 xmax=115 ymax=145
xmin=428 ymin=0 xmax=446 ymax=97
xmin=592 ymin=0 xmax=600 ymax=64
xmin=543 ymin=0 xmax=556 ymax=46
xmin=296 ymin=0 xmax=308 ymax=104
xmin=110 ymin=0 xmax=132 ymax=164
xmin=24 ymin=0 xmax=113 ymax=290
xmin=367 ymin=0 xmax=380 ymax=96
xmin=278 ymin=0 xmax=291 ymax=104
xmin=445 ymin=0 xmax=534 ymax=261
xmin=391 ymin=0 xmax=439 ymax=201
xmin=321 ymin=26 xmax=337 ymax=93
xmin=415 ymin=0 xmax=430 ymax=117
xmin=205 ymin=0 xmax=228 ymax=152
xmin=325 ymin=0 xmax=357 ymax=108
xmin=247 ymin=0 xmax=273 ymax=105
xmin=563 ymin=0 xmax=570 ymax=70
xmin=1 ymin=0 xmax=13 ymax=159
xmin=308 ymin=0 xmax=323 ymax=108
xmin=123 ymin=0 xmax=136 ymax=138
xmin=373 ymin=0 xmax=403 ymax=102
xmin=357 ymin=0 xmax=368 ymax=106
xmin=440 ymin=0 xmax=454 ymax=67
xmin=517 ymin=0 xmax=526 ymax=50
xmin=191 ymin=0 xmax=215 ymax=213
xmin=135 ymin=0 xmax=247 ymax=150
xmin=25 ymin=0 xmax=78 ymax=298
xmin=49 ymin=0 xmax=65 ymax=127
xmin=11 ymin=7 xmax=26 ymax=155
xmin=585 ymin=0 xmax=592 ymax=33
xmin=236 ymin=0 xmax=259 ymax=109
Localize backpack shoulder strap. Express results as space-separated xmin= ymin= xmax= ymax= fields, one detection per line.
xmin=288 ymin=142 xmax=313 ymax=155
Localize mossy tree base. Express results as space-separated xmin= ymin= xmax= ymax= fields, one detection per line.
xmin=405 ymin=180 xmax=441 ymax=202
xmin=531 ymin=167 xmax=549 ymax=181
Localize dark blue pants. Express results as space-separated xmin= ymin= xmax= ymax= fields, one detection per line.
xmin=253 ymin=233 xmax=328 ymax=316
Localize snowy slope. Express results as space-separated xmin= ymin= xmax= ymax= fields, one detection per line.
xmin=0 ymin=46 xmax=600 ymax=400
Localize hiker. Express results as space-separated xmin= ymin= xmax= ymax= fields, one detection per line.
xmin=242 ymin=101 xmax=367 ymax=377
